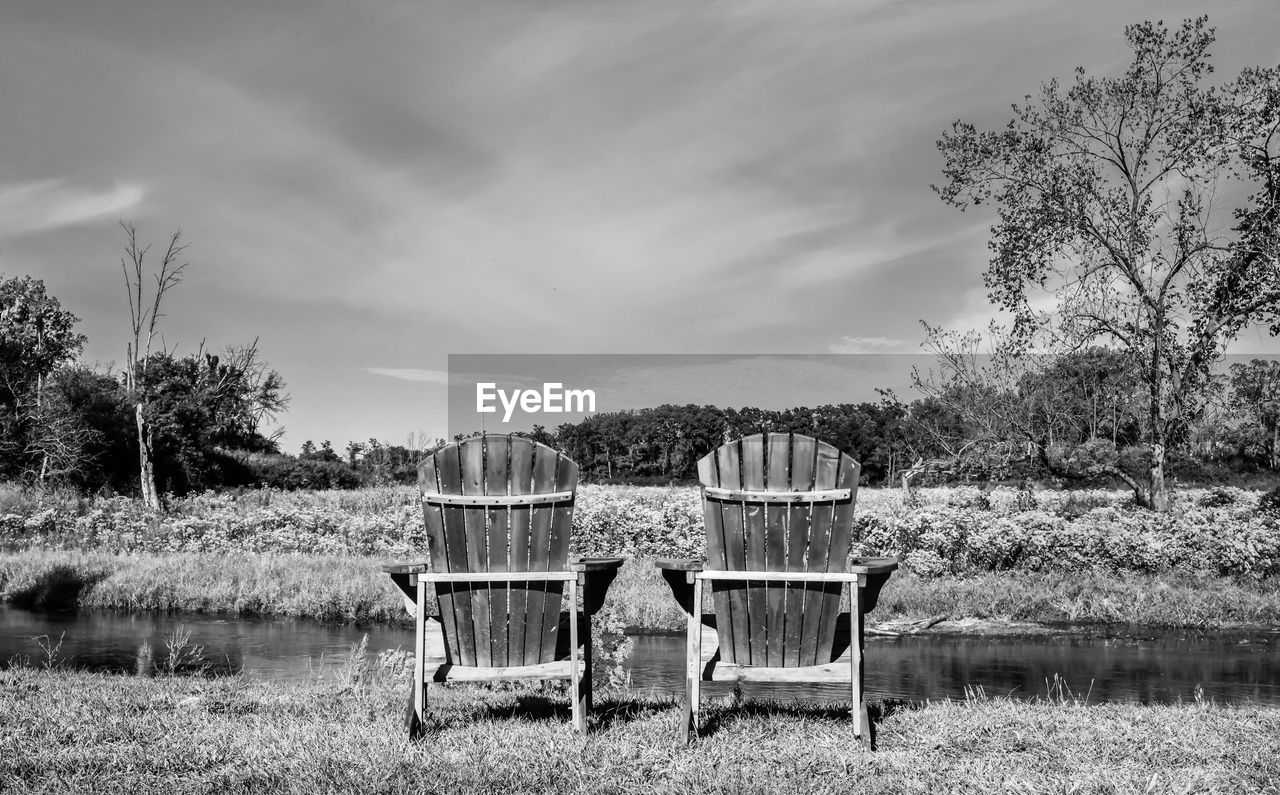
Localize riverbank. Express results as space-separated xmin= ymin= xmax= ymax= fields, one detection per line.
xmin=2 ymin=666 xmax=1277 ymax=793
xmin=3 ymin=549 xmax=1280 ymax=633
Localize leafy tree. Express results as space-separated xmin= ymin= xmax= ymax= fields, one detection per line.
xmin=137 ymin=348 xmax=287 ymax=494
xmin=1228 ymin=359 xmax=1280 ymax=467
xmin=936 ymin=18 xmax=1280 ymax=510
xmin=0 ymin=276 xmax=87 ymax=483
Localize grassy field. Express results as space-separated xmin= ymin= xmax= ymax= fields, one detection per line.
xmin=5 ymin=548 xmax=1280 ymax=632
xmin=2 ymin=665 xmax=1277 ymax=794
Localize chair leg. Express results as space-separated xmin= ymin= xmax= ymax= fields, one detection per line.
xmin=569 ymin=578 xmax=586 ymax=733
xmin=411 ymin=578 xmax=429 ymax=740
xmin=683 ymin=576 xmax=703 ymax=744
xmin=851 ymin=582 xmax=871 ymax=751
xmin=582 ymin=608 xmax=594 ymax=715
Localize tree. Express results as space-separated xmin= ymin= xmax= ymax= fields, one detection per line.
xmin=0 ymin=276 xmax=87 ymax=484
xmin=137 ymin=347 xmax=288 ymax=494
xmin=936 ymin=18 xmax=1280 ymax=510
xmin=119 ymin=222 xmax=188 ymax=508
xmin=1228 ymin=359 xmax=1280 ymax=467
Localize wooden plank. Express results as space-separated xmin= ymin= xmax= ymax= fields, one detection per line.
xmin=506 ymin=437 xmax=535 ymax=666
xmin=695 ymin=571 xmax=862 ymax=583
xmin=427 ymin=660 xmax=576 ymax=682
xmin=708 ymin=662 xmax=854 ymax=683
xmin=686 ymin=576 xmax=704 ymax=743
xmin=828 ymin=452 xmax=860 ymax=572
xmin=698 ymin=451 xmax=733 ymax=669
xmin=436 ymin=444 xmax=475 ymax=666
xmin=702 ymin=488 xmax=853 ymax=503
xmin=460 ymin=437 xmax=491 ymax=667
xmin=715 ymin=440 xmax=750 ymax=665
xmin=693 ymin=622 xmax=856 ymax=668
xmin=526 ymin=444 xmax=559 ymax=665
xmin=422 ymin=491 xmax=574 ymax=507
xmin=416 ymin=571 xmax=576 ymax=583
xmin=764 ymin=433 xmax=790 ymax=667
xmin=801 ymin=442 xmax=839 ymax=667
xmin=568 ymin=577 xmax=583 ymax=732
xmin=485 ymin=435 xmax=511 ymax=668
xmin=815 ymin=444 xmax=857 ymax=663
xmin=740 ymin=435 xmax=768 ymax=666
xmin=542 ymin=452 xmax=576 ymax=663
xmin=783 ymin=434 xmax=815 ymax=667
xmin=419 ymin=453 xmax=459 ymax=663
xmin=412 ymin=578 xmax=428 ymax=737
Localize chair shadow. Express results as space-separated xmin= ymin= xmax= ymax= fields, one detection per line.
xmin=695 ymin=696 xmax=927 ymax=748
xmin=424 ymin=688 xmax=677 ymax=733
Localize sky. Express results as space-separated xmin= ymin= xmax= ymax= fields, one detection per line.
xmin=3 ymin=0 xmax=1279 ymax=452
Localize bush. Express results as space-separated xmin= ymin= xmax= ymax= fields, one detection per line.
xmin=4 ymin=484 xmax=1280 ymax=580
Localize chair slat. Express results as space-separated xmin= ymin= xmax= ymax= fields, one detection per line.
xmin=485 ymin=436 xmax=511 ymax=667
xmin=526 ymin=444 xmax=560 ymax=664
xmin=436 ymin=444 xmax=476 ymax=666
xmin=542 ymin=452 xmax=576 ymax=663
xmin=699 ymin=451 xmax=730 ymax=664
xmin=800 ymin=441 xmax=839 ymax=666
xmin=814 ymin=443 xmax=856 ymax=662
xmin=460 ymin=438 xmax=491 ymax=667
xmin=507 ymin=437 xmax=535 ymax=666
xmin=764 ymin=433 xmax=790 ymax=666
xmin=740 ymin=436 xmax=768 ymax=664
xmin=420 ymin=454 xmax=460 ymax=662
xmin=783 ymin=434 xmax=816 ymax=667
xmin=715 ymin=440 xmax=750 ymax=665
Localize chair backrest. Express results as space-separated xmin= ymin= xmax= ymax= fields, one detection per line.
xmin=419 ymin=434 xmax=578 ymax=667
xmin=697 ymin=432 xmax=860 ymax=668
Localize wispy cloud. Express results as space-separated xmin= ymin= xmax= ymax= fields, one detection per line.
xmin=827 ymin=335 xmax=913 ymax=354
xmin=0 ymin=179 xmax=145 ymax=237
xmin=364 ymin=368 xmax=450 ymax=384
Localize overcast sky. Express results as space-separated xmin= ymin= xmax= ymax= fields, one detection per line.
xmin=3 ymin=0 xmax=1279 ymax=451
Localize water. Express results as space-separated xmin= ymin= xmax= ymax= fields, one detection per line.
xmin=3 ymin=605 xmax=1277 ymax=704
xmin=625 ymin=630 xmax=1280 ymax=705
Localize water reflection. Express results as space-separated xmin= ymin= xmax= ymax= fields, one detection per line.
xmin=2 ymin=606 xmax=1277 ymax=705
xmin=625 ymin=631 xmax=1280 ymax=705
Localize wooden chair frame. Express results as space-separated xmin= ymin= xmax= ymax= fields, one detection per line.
xmin=381 ymin=435 xmax=622 ymax=736
xmin=657 ymin=559 xmax=895 ymax=747
xmin=384 ymin=558 xmax=622 ymax=735
xmin=657 ymin=433 xmax=897 ymax=747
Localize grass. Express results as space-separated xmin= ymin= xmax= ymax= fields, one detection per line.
xmin=1 ymin=665 xmax=1277 ymax=793
xmin=5 ymin=548 xmax=1280 ymax=632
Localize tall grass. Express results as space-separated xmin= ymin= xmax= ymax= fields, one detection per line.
xmin=6 ymin=549 xmax=1280 ymax=631
xmin=1 ymin=667 xmax=1277 ymax=793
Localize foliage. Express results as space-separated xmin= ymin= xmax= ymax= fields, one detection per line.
xmin=557 ymin=401 xmax=908 ymax=484
xmin=7 ymin=485 xmax=1280 ymax=584
xmin=0 ymin=275 xmax=88 ymax=485
xmin=935 ymin=18 xmax=1280 ymax=511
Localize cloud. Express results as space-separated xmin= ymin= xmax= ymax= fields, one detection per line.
xmin=827 ymin=335 xmax=912 ymax=354
xmin=0 ymin=179 xmax=145 ymax=237
xmin=363 ymin=368 xmax=451 ymax=384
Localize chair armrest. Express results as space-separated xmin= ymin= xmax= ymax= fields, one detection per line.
xmin=571 ymin=558 xmax=625 ymax=615
xmin=851 ymin=557 xmax=899 ymax=575
xmin=381 ymin=562 xmax=429 ymax=575
xmin=655 ymin=558 xmax=704 ymax=572
xmin=568 ymin=557 xmax=624 ymax=573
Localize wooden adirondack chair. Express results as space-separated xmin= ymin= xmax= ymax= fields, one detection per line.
xmin=657 ymin=433 xmax=897 ymax=747
xmin=383 ymin=435 xmax=622 ymax=736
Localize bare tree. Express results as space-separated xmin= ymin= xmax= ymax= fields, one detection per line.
xmin=119 ymin=221 xmax=188 ymax=510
